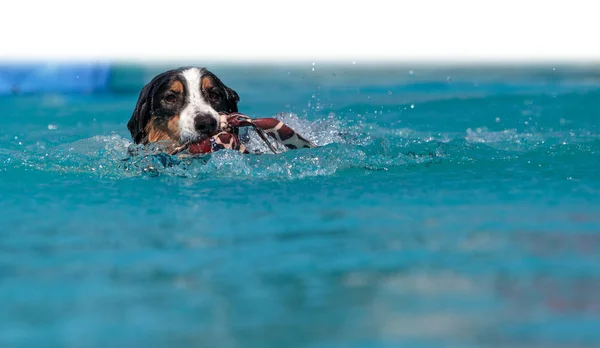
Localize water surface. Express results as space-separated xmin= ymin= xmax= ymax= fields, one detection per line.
xmin=1 ymin=64 xmax=599 ymax=347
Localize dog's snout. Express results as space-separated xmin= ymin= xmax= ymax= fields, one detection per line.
xmin=194 ymin=114 xmax=217 ymax=134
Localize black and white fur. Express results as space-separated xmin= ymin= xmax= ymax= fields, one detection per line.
xmin=127 ymin=67 xmax=240 ymax=148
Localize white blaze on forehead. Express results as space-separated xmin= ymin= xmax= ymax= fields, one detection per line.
xmin=178 ymin=67 xmax=220 ymax=143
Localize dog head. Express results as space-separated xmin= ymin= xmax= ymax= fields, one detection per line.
xmin=127 ymin=67 xmax=240 ymax=148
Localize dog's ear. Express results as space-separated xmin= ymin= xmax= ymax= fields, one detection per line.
xmin=127 ymin=82 xmax=153 ymax=144
xmin=223 ymin=86 xmax=240 ymax=113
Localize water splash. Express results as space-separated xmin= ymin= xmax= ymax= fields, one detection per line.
xmin=2 ymin=111 xmax=598 ymax=180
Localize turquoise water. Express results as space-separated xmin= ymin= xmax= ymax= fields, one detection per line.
xmin=1 ymin=64 xmax=600 ymax=347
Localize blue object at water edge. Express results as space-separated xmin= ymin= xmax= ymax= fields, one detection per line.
xmin=0 ymin=63 xmax=111 ymax=95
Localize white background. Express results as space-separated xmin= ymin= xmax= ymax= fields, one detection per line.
xmin=2 ymin=0 xmax=599 ymax=63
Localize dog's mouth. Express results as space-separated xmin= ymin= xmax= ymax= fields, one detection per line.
xmin=170 ymin=114 xmax=228 ymax=155
xmin=171 ymin=131 xmax=219 ymax=156
xmin=168 ymin=138 xmax=208 ymax=156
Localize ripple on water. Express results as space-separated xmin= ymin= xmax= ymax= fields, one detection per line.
xmin=1 ymin=111 xmax=598 ymax=181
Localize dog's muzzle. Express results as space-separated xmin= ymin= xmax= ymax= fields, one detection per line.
xmin=194 ymin=114 xmax=218 ymax=135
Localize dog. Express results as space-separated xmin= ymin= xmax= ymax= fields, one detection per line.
xmin=127 ymin=67 xmax=240 ymax=153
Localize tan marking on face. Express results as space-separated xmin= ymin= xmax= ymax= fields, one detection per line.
xmin=167 ymin=114 xmax=181 ymax=139
xmin=170 ymin=80 xmax=184 ymax=94
xmin=146 ymin=118 xmax=168 ymax=143
xmin=145 ymin=115 xmax=181 ymax=143
xmin=201 ymin=75 xmax=216 ymax=91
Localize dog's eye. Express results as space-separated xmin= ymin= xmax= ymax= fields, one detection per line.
xmin=209 ymin=91 xmax=220 ymax=101
xmin=165 ymin=95 xmax=176 ymax=103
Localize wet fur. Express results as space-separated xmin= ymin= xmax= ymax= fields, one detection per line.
xmin=127 ymin=67 xmax=240 ymax=146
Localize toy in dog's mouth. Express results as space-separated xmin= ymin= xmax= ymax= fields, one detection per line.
xmin=170 ymin=112 xmax=317 ymax=156
xmin=188 ymin=140 xmax=212 ymax=154
xmin=169 ymin=137 xmax=212 ymax=155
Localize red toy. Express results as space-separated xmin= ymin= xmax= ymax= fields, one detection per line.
xmin=171 ymin=112 xmax=317 ymax=155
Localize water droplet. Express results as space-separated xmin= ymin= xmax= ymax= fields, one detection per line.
xmin=311 ymin=67 xmax=315 ymax=71
xmin=312 ymin=62 xmax=315 ymax=66
xmin=409 ymin=70 xmax=414 ymax=76
xmin=14 ymin=136 xmax=18 ymax=140
xmin=553 ymin=67 xmax=556 ymax=71
xmin=495 ymin=117 xmax=501 ymax=123
xmin=18 ymin=142 xmax=22 ymax=145
xmin=47 ymin=124 xmax=58 ymax=130
xmin=352 ymin=61 xmax=356 ymax=64
xmin=410 ymin=104 xmax=414 ymax=109
xmin=446 ymin=76 xmax=452 ymax=81
xmin=76 ymin=75 xmax=80 ymax=79
xmin=387 ymin=90 xmax=393 ymax=95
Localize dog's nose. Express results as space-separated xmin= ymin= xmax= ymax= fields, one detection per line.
xmin=194 ymin=114 xmax=217 ymax=134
